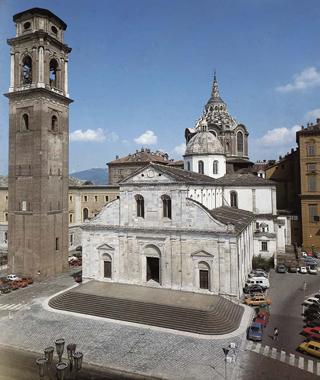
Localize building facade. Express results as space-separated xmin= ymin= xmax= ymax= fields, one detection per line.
xmin=5 ymin=8 xmax=73 ymax=277
xmin=82 ymin=164 xmax=255 ymax=298
xmin=297 ymin=121 xmax=320 ymax=250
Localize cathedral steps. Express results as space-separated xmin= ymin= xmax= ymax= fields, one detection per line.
xmin=49 ymin=290 xmax=243 ymax=335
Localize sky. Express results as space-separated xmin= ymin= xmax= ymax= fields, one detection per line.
xmin=1 ymin=0 xmax=320 ymax=174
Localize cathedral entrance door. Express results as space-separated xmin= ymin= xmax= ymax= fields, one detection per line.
xmin=199 ymin=270 xmax=209 ymax=289
xmin=146 ymin=257 xmax=160 ymax=283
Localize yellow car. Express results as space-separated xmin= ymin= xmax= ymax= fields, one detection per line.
xmin=244 ymin=295 xmax=272 ymax=306
xmin=298 ymin=341 xmax=320 ymax=358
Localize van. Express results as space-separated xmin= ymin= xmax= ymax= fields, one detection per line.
xmin=245 ymin=277 xmax=270 ymax=289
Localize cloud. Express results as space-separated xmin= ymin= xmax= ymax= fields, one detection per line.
xmin=257 ymin=125 xmax=300 ymax=147
xmin=134 ymin=130 xmax=157 ymax=145
xmin=173 ymin=143 xmax=186 ymax=156
xmin=306 ymin=108 xmax=320 ymax=121
xmin=70 ymin=128 xmax=118 ymax=143
xmin=276 ymin=67 xmax=320 ymax=93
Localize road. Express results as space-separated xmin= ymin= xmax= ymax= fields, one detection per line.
xmin=262 ymin=270 xmax=320 ymax=355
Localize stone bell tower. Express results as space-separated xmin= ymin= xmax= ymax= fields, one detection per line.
xmin=5 ymin=8 xmax=72 ymax=278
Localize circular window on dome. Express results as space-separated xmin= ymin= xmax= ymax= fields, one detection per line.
xmin=23 ymin=22 xmax=31 ymax=30
xmin=51 ymin=26 xmax=58 ymax=34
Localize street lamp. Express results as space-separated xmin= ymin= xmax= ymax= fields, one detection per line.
xmin=36 ymin=339 xmax=83 ymax=380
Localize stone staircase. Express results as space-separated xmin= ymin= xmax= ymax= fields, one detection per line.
xmin=49 ymin=291 xmax=243 ymax=335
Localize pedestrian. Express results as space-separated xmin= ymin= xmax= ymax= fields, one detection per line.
xmin=273 ymin=327 xmax=279 ymax=341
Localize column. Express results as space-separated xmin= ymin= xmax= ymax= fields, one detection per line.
xmin=38 ymin=46 xmax=44 ymax=87
xmin=64 ymin=59 xmax=69 ymax=96
xmin=9 ymin=53 xmax=15 ymax=92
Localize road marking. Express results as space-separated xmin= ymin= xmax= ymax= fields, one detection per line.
xmin=307 ymin=360 xmax=314 ymax=373
xmin=0 ymin=303 xmax=24 ymax=311
xmin=317 ymin=362 xmax=320 ymax=376
xmin=271 ymin=347 xmax=277 ymax=359
xmin=253 ymin=342 xmax=261 ymax=353
xmin=289 ymin=353 xmax=295 ymax=366
xmin=10 ymin=304 xmax=22 ymax=310
xmin=280 ymin=350 xmax=286 ymax=362
xmin=298 ymin=356 xmax=304 ymax=370
xmin=262 ymin=345 xmax=270 ymax=356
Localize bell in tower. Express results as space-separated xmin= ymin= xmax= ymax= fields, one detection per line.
xmin=5 ymin=8 xmax=72 ymax=278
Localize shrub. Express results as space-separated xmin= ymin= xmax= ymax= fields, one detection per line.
xmin=252 ymin=254 xmax=274 ymax=271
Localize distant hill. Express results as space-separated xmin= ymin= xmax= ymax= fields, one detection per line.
xmin=71 ymin=168 xmax=107 ymax=185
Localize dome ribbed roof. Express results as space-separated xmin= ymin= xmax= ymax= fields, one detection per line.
xmin=185 ymin=131 xmax=224 ymax=155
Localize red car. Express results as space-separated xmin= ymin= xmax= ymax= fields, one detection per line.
xmin=303 ymin=326 xmax=320 ymax=341
xmin=254 ymin=312 xmax=269 ymax=327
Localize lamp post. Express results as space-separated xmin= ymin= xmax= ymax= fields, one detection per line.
xmin=36 ymin=339 xmax=83 ymax=380
xmin=222 ymin=347 xmax=229 ymax=379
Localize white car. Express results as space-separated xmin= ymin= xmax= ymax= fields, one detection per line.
xmin=308 ymin=266 xmax=318 ymax=275
xmin=302 ymin=251 xmax=308 ymax=257
xmin=303 ymin=297 xmax=320 ymax=306
xmin=299 ymin=267 xmax=307 ymax=274
xmin=6 ymin=274 xmax=21 ymax=281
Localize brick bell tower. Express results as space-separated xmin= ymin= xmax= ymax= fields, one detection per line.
xmin=5 ymin=8 xmax=72 ymax=278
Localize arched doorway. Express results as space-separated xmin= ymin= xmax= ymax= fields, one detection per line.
xmin=199 ymin=261 xmax=210 ymax=290
xmin=102 ymin=253 xmax=112 ymax=279
xmin=144 ymin=245 xmax=161 ymax=284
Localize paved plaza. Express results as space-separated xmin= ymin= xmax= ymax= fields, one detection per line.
xmin=0 ymin=273 xmax=247 ymax=380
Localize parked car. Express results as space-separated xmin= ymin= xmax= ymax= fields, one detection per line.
xmin=313 ymin=294 xmax=320 ymax=300
xmin=16 ymin=279 xmax=28 ymax=288
xmin=247 ymin=322 xmax=263 ymax=341
xmin=305 ymin=304 xmax=320 ymax=312
xmin=304 ymin=257 xmax=318 ymax=265
xmin=303 ymin=297 xmax=320 ymax=306
xmin=288 ymin=266 xmax=298 ymax=273
xmin=303 ymin=311 xmax=320 ymax=320
xmin=306 ymin=319 xmax=320 ymax=327
xmin=276 ymin=264 xmax=287 ymax=273
xmin=256 ymin=304 xmax=271 ymax=316
xmin=302 ymin=251 xmax=308 ymax=257
xmin=298 ymin=340 xmax=320 ymax=358
xmin=6 ymin=274 xmax=21 ymax=281
xmin=299 ymin=267 xmax=308 ymax=274
xmin=9 ymin=281 xmax=19 ymax=290
xmin=0 ymin=285 xmax=11 ymax=294
xmin=245 ymin=277 xmax=270 ymax=290
xmin=302 ymin=326 xmax=320 ymax=341
xmin=244 ymin=295 xmax=272 ymax=306
xmin=21 ymin=277 xmax=33 ymax=284
xmin=308 ymin=266 xmax=318 ymax=275
xmin=254 ymin=312 xmax=269 ymax=327
xmin=243 ymin=285 xmax=264 ymax=294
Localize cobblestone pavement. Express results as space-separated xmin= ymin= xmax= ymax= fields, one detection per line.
xmin=0 ymin=273 xmax=244 ymax=380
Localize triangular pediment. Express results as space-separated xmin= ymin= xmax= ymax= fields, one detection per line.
xmin=191 ymin=249 xmax=215 ymax=258
xmin=97 ymin=243 xmax=115 ymax=251
xmin=121 ymin=165 xmax=175 ymax=184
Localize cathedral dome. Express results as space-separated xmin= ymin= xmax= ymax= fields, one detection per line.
xmin=185 ymin=131 xmax=224 ymax=155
